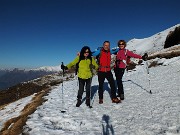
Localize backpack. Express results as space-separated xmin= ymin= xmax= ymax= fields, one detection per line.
xmin=95 ymin=47 xmax=103 ymax=65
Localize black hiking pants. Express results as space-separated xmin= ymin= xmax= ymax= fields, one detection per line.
xmin=114 ymin=68 xmax=125 ymax=95
xmin=98 ymin=71 xmax=117 ymax=99
xmin=77 ymin=77 xmax=92 ymax=100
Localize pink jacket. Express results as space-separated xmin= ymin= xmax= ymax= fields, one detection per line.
xmin=115 ymin=49 xmax=142 ymax=69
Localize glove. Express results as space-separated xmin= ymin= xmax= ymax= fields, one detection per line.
xmin=64 ymin=66 xmax=68 ymax=70
xmin=61 ymin=65 xmax=68 ymax=70
xmin=138 ymin=59 xmax=143 ymax=64
xmin=142 ymin=53 xmax=148 ymax=61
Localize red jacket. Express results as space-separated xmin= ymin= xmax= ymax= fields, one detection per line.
xmin=98 ymin=48 xmax=111 ymax=72
xmin=115 ymin=49 xmax=142 ymax=69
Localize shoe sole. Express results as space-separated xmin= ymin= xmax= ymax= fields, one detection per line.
xmin=112 ymin=100 xmax=121 ymax=103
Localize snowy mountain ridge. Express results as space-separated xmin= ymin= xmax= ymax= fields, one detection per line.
xmin=33 ymin=65 xmax=62 ymax=72
xmin=126 ymin=24 xmax=180 ymax=55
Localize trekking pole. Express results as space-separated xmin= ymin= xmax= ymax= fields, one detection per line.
xmin=61 ymin=69 xmax=66 ymax=113
xmin=76 ymin=75 xmax=79 ymax=86
xmin=61 ymin=62 xmax=65 ymax=77
xmin=142 ymin=53 xmax=152 ymax=94
xmin=145 ymin=60 xmax=152 ymax=94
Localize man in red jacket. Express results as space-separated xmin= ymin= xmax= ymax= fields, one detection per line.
xmin=96 ymin=41 xmax=121 ymax=104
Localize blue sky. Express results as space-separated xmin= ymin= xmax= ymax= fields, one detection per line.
xmin=0 ymin=0 xmax=179 ymax=69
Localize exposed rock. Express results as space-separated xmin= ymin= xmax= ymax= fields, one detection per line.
xmin=164 ymin=26 xmax=180 ymax=48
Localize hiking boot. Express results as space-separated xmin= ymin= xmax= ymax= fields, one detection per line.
xmin=120 ymin=94 xmax=124 ymax=100
xmin=76 ymin=99 xmax=82 ymax=107
xmin=99 ymin=99 xmax=103 ymax=104
xmin=117 ymin=94 xmax=124 ymax=100
xmin=86 ymin=98 xmax=90 ymax=106
xmin=112 ymin=98 xmax=121 ymax=103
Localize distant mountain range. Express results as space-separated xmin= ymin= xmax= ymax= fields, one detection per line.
xmin=0 ymin=68 xmax=57 ymax=90
xmin=33 ymin=65 xmax=62 ymax=72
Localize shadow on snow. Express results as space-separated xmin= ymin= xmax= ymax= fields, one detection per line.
xmin=102 ymin=114 xmax=115 ymax=135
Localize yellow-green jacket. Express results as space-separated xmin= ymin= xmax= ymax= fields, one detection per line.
xmin=67 ymin=56 xmax=98 ymax=79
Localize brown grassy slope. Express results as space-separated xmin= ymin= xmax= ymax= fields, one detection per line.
xmin=0 ymin=88 xmax=51 ymax=135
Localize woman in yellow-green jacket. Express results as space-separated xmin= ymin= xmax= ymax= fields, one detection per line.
xmin=62 ymin=46 xmax=98 ymax=107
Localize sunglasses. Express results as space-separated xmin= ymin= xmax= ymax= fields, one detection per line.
xmin=118 ymin=44 xmax=125 ymax=46
xmin=84 ymin=51 xmax=89 ymax=53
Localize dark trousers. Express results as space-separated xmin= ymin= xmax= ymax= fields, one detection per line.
xmin=114 ymin=68 xmax=125 ymax=95
xmin=77 ymin=78 xmax=92 ymax=100
xmin=98 ymin=71 xmax=117 ymax=99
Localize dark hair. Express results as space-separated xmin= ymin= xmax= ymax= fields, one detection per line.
xmin=79 ymin=46 xmax=92 ymax=60
xmin=117 ymin=40 xmax=126 ymax=47
xmin=103 ymin=41 xmax=110 ymax=45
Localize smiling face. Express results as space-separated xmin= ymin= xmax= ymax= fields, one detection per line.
xmin=103 ymin=41 xmax=110 ymax=51
xmin=119 ymin=44 xmax=125 ymax=49
xmin=84 ymin=49 xmax=89 ymax=57
xmin=118 ymin=40 xmax=126 ymax=49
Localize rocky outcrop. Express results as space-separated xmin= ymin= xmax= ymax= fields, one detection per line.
xmin=164 ymin=26 xmax=180 ymax=48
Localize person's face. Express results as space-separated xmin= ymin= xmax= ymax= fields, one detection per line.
xmin=103 ymin=42 xmax=110 ymax=51
xmin=118 ymin=42 xmax=125 ymax=49
xmin=84 ymin=49 xmax=89 ymax=57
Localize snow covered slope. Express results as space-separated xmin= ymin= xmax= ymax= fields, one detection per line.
xmin=127 ymin=24 xmax=180 ymax=55
xmin=1 ymin=24 xmax=180 ymax=135
xmin=0 ymin=95 xmax=35 ymax=130
xmin=0 ymin=57 xmax=179 ymax=135
xmin=19 ymin=56 xmax=179 ymax=135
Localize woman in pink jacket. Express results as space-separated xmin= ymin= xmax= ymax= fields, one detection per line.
xmin=114 ymin=40 xmax=147 ymax=100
